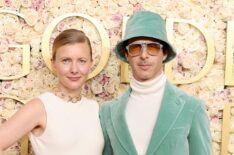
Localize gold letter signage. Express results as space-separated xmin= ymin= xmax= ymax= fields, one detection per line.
xmin=225 ymin=21 xmax=234 ymax=86
xmin=165 ymin=18 xmax=215 ymax=84
xmin=0 ymin=10 xmax=30 ymax=80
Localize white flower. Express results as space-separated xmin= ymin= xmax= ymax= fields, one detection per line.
xmin=231 ymin=108 xmax=234 ymax=116
xmin=212 ymin=142 xmax=220 ymax=151
xmin=15 ymin=27 xmax=34 ymax=42
xmin=56 ymin=21 xmax=69 ymax=32
xmin=0 ymin=20 xmax=4 ymax=33
xmin=178 ymin=23 xmax=192 ymax=36
xmin=212 ymin=131 xmax=221 ymax=142
xmin=3 ymin=15 xmax=20 ymax=35
xmin=3 ymin=148 xmax=19 ymax=155
xmin=24 ymin=9 xmax=39 ymax=26
xmin=106 ymin=77 xmax=119 ymax=94
xmin=11 ymin=64 xmax=22 ymax=75
xmin=108 ymin=3 xmax=119 ymax=14
xmin=30 ymin=38 xmax=41 ymax=51
xmin=0 ymin=0 xmax=4 ymax=6
xmin=4 ymin=99 xmax=15 ymax=110
xmin=98 ymin=0 xmax=109 ymax=7
xmin=44 ymin=0 xmax=60 ymax=8
xmin=34 ymin=21 xmax=45 ymax=33
xmin=0 ymin=60 xmax=12 ymax=76
xmin=74 ymin=1 xmax=90 ymax=12
xmin=9 ymin=50 xmax=22 ymax=64
xmin=0 ymin=37 xmax=9 ymax=53
xmin=8 ymin=0 xmax=21 ymax=8
xmin=20 ymin=0 xmax=32 ymax=8
xmin=118 ymin=0 xmax=129 ymax=7
xmin=59 ymin=4 xmax=75 ymax=15
xmin=91 ymin=80 xmax=103 ymax=94
xmin=129 ymin=0 xmax=138 ymax=4
xmin=1 ymin=81 xmax=13 ymax=93
xmin=1 ymin=109 xmax=16 ymax=118
xmin=228 ymin=143 xmax=234 ymax=153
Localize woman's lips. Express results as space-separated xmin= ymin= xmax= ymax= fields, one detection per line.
xmin=67 ymin=77 xmax=81 ymax=81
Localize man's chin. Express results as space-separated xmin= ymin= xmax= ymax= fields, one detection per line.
xmin=135 ymin=75 xmax=152 ymax=82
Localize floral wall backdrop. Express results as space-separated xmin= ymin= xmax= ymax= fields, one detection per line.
xmin=1 ymin=0 xmax=234 ymax=155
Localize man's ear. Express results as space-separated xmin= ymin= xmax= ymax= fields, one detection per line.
xmin=163 ymin=54 xmax=167 ymax=61
xmin=125 ymin=52 xmax=129 ymax=61
xmin=162 ymin=48 xmax=168 ymax=62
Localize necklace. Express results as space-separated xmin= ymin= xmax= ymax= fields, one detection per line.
xmin=52 ymin=87 xmax=81 ymax=103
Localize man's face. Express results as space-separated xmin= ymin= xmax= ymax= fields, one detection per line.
xmin=125 ymin=37 xmax=167 ymax=82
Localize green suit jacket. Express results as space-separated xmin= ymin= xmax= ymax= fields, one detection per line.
xmin=99 ymin=81 xmax=212 ymax=155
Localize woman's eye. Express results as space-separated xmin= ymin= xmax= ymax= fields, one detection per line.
xmin=79 ymin=59 xmax=87 ymax=64
xmin=62 ymin=59 xmax=71 ymax=64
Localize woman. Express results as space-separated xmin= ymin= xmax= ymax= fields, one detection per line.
xmin=0 ymin=29 xmax=104 ymax=155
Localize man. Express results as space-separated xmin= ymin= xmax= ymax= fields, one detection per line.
xmin=100 ymin=10 xmax=212 ymax=155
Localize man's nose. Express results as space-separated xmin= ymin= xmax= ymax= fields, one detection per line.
xmin=140 ymin=45 xmax=149 ymax=59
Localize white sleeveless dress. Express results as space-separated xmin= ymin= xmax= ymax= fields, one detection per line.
xmin=29 ymin=92 xmax=104 ymax=155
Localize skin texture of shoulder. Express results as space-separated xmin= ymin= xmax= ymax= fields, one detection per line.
xmin=0 ymin=98 xmax=46 ymax=152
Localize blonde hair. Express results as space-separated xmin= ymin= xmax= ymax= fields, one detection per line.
xmin=52 ymin=29 xmax=92 ymax=61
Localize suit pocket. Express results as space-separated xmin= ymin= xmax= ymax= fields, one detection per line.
xmin=157 ymin=127 xmax=189 ymax=155
xmin=162 ymin=127 xmax=187 ymax=147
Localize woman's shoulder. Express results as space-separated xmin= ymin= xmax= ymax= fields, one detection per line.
xmin=25 ymin=95 xmax=46 ymax=111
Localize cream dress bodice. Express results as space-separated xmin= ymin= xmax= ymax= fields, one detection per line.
xmin=29 ymin=92 xmax=104 ymax=155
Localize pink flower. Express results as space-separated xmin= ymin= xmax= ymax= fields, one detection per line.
xmin=133 ymin=3 xmax=144 ymax=12
xmin=211 ymin=116 xmax=219 ymax=123
xmin=2 ymin=81 xmax=13 ymax=93
xmin=111 ymin=14 xmax=123 ymax=23
xmin=32 ymin=0 xmax=44 ymax=11
xmin=4 ymin=0 xmax=12 ymax=7
xmin=0 ymin=38 xmax=9 ymax=53
xmin=100 ymin=74 xmax=110 ymax=85
xmin=0 ymin=99 xmax=4 ymax=106
xmin=56 ymin=22 xmax=68 ymax=31
xmin=98 ymin=92 xmax=108 ymax=97
xmin=84 ymin=84 xmax=90 ymax=91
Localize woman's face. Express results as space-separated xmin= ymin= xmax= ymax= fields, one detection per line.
xmin=52 ymin=42 xmax=92 ymax=94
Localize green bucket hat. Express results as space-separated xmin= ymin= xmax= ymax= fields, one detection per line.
xmin=115 ymin=10 xmax=176 ymax=63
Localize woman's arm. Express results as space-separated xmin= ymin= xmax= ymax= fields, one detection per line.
xmin=0 ymin=98 xmax=46 ymax=152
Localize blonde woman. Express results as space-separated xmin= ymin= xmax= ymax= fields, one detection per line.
xmin=0 ymin=29 xmax=104 ymax=155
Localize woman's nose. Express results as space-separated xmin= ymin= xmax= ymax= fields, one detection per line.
xmin=71 ymin=63 xmax=79 ymax=74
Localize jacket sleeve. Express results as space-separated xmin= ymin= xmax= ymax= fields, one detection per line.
xmin=188 ymin=101 xmax=212 ymax=155
xmin=99 ymin=104 xmax=113 ymax=155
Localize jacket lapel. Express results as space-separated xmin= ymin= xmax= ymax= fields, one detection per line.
xmin=146 ymin=81 xmax=185 ymax=155
xmin=111 ymin=88 xmax=138 ymax=155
